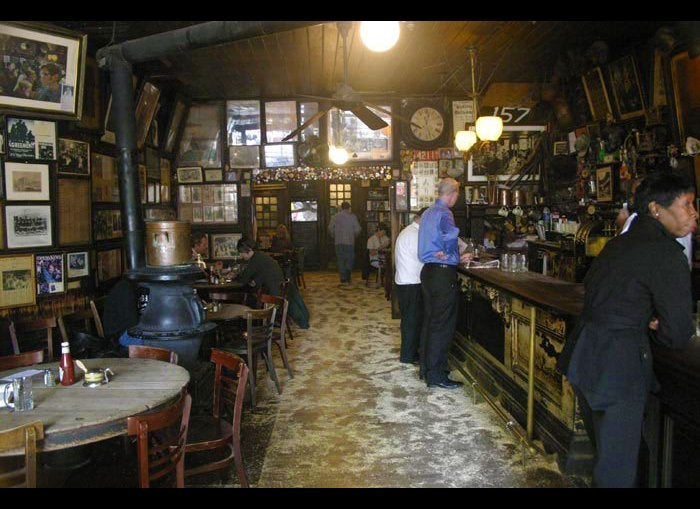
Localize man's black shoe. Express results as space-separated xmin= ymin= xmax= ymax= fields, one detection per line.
xmin=427 ymin=379 xmax=464 ymax=389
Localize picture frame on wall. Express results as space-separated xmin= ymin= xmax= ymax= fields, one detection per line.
xmin=596 ymin=166 xmax=613 ymax=202
xmin=177 ymin=166 xmax=203 ymax=183
xmin=582 ymin=67 xmax=613 ymax=122
xmin=0 ymin=121 xmax=5 ymax=154
xmin=211 ymin=233 xmax=242 ymax=259
xmin=135 ymin=81 xmax=161 ymax=150
xmin=36 ymin=252 xmax=64 ymax=295
xmin=5 ymin=204 xmax=52 ymax=249
xmin=651 ymin=48 xmax=668 ymax=109
xmin=96 ymin=247 xmax=123 ymax=284
xmin=205 ymin=168 xmax=223 ymax=182
xmin=58 ymin=138 xmax=90 ymax=176
xmin=607 ymin=55 xmax=645 ymax=120
xmin=4 ymin=162 xmax=50 ymax=200
xmin=395 ymin=181 xmax=409 ymax=212
xmin=164 ymin=98 xmax=188 ymax=154
xmin=671 ymin=51 xmax=700 ymax=144
xmin=0 ymin=254 xmax=36 ymax=310
xmin=77 ymin=56 xmax=101 ymax=130
xmin=58 ymin=178 xmax=90 ymax=246
xmin=0 ymin=22 xmax=87 ymax=121
xmin=6 ymin=117 xmax=57 ymax=160
xmin=67 ymin=251 xmax=89 ymax=279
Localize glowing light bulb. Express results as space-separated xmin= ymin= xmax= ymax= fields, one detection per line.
xmin=455 ymin=130 xmax=477 ymax=152
xmin=329 ymin=145 xmax=349 ymax=165
xmin=359 ymin=21 xmax=400 ymax=52
xmin=475 ymin=116 xmax=503 ymax=141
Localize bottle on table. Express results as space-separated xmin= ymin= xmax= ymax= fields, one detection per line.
xmin=59 ymin=341 xmax=76 ymax=386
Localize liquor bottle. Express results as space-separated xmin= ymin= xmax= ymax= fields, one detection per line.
xmin=58 ymin=342 xmax=76 ymax=386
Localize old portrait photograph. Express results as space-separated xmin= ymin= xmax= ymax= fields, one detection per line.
xmin=67 ymin=251 xmax=89 ymax=278
xmin=58 ymin=138 xmax=90 ymax=175
xmin=5 ymin=204 xmax=52 ymax=248
xmin=36 ymin=252 xmax=64 ymax=295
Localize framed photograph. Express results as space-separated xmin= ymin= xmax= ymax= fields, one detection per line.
xmin=58 ymin=138 xmax=90 ymax=175
xmin=607 ymin=55 xmax=645 ymax=120
xmin=66 ymin=251 xmax=89 ymax=279
xmin=5 ymin=204 xmax=52 ymax=249
xmin=6 ymin=117 xmax=56 ymax=160
xmin=205 ymin=168 xmax=223 ymax=182
xmin=91 ymin=153 xmax=119 ymax=202
xmin=211 ymin=233 xmax=242 ymax=259
xmin=467 ymin=125 xmax=546 ymax=182
xmin=177 ymin=166 xmax=203 ymax=183
xmin=224 ymin=170 xmax=239 ymax=182
xmin=0 ymin=22 xmax=86 ymax=120
xmin=395 ymin=181 xmax=409 ymax=212
xmin=0 ymin=254 xmax=36 ymax=310
xmin=135 ymin=81 xmax=161 ymax=150
xmin=96 ymin=248 xmax=122 ymax=284
xmin=164 ymin=98 xmax=188 ymax=154
xmin=582 ymin=67 xmax=613 ymax=122
xmin=553 ymin=141 xmax=569 ymax=156
xmin=58 ymin=178 xmax=90 ymax=245
xmin=596 ymin=166 xmax=613 ymax=202
xmin=36 ymin=252 xmax=64 ymax=295
xmin=229 ymin=145 xmax=260 ymax=168
xmin=94 ymin=209 xmax=122 ymax=241
xmin=177 ymin=102 xmax=222 ymax=168
xmin=4 ymin=162 xmax=50 ymax=200
xmin=671 ymin=51 xmax=700 ymax=143
xmin=145 ymin=147 xmax=160 ymax=179
xmin=77 ymin=56 xmax=100 ymax=130
xmin=651 ymin=49 xmax=668 ymax=109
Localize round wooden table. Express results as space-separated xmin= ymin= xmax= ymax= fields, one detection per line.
xmin=0 ymin=358 xmax=190 ymax=455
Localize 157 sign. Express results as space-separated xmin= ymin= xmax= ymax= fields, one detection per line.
xmin=484 ymin=106 xmax=532 ymax=124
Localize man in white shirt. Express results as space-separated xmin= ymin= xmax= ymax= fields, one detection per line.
xmin=394 ymin=208 xmax=427 ymax=364
xmin=367 ymin=225 xmax=390 ymax=268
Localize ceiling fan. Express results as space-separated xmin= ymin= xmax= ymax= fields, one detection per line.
xmin=281 ymin=22 xmax=392 ymax=143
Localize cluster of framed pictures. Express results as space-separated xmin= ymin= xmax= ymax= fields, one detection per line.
xmin=177 ymin=184 xmax=238 ymax=224
xmin=0 ymin=250 xmax=91 ymax=309
xmin=581 ymin=55 xmax=646 ymax=122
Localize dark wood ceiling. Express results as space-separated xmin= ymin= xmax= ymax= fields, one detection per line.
xmin=52 ymin=20 xmax=670 ymax=102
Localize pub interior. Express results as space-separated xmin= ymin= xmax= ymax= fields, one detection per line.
xmin=1 ymin=19 xmax=700 ymax=488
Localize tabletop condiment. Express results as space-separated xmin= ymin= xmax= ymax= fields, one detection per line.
xmin=58 ymin=342 xmax=76 ymax=386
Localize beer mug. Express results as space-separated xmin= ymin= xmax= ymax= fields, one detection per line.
xmin=3 ymin=376 xmax=34 ymax=412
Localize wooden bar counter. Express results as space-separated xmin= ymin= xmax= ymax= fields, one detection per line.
xmin=452 ymin=264 xmax=700 ymax=486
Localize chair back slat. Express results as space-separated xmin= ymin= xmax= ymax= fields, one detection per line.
xmin=0 ymin=350 xmax=44 ymax=371
xmin=0 ymin=421 xmax=44 ymax=488
xmin=9 ymin=317 xmax=57 ymax=360
xmin=89 ymin=298 xmax=106 ymax=339
xmin=128 ymin=345 xmax=179 ymax=365
xmin=127 ymin=391 xmax=192 ymax=488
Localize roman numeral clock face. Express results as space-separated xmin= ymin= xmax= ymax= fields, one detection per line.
xmin=407 ymin=105 xmax=446 ymax=149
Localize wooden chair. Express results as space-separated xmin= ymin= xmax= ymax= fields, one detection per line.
xmin=0 ymin=350 xmax=44 ymax=371
xmin=221 ymin=306 xmax=279 ymax=408
xmin=58 ymin=307 xmax=104 ymax=343
xmin=259 ymin=294 xmax=293 ymax=379
xmin=185 ymin=349 xmax=249 ymax=487
xmin=129 ymin=345 xmax=179 ymax=365
xmin=293 ymin=246 xmax=306 ymax=289
xmin=9 ymin=317 xmax=58 ymax=361
xmin=278 ymin=279 xmax=294 ymax=342
xmin=0 ymin=421 xmax=44 ymax=488
xmin=89 ymin=297 xmax=106 ymax=340
xmin=127 ymin=390 xmax=192 ymax=488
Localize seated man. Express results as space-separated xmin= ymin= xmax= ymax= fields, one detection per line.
xmin=236 ymin=237 xmax=284 ymax=297
xmin=367 ymin=225 xmax=390 ymax=269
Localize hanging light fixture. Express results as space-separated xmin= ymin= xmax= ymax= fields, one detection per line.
xmin=328 ymin=108 xmax=349 ymax=165
xmin=359 ymin=21 xmax=400 ymax=52
xmin=454 ymin=47 xmax=503 ymax=150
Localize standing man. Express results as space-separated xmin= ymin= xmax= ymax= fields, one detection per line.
xmin=418 ymin=178 xmax=472 ymax=389
xmin=328 ymin=201 xmax=361 ymax=286
xmin=394 ymin=208 xmax=428 ymax=364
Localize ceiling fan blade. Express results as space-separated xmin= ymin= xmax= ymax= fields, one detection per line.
xmin=350 ymin=104 xmax=388 ymax=131
xmin=297 ymin=94 xmax=335 ymax=102
xmin=281 ymin=109 xmax=328 ymax=142
xmin=362 ymin=101 xmax=421 ymax=130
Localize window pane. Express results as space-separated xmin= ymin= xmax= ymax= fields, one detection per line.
xmin=177 ymin=103 xmax=222 ymax=168
xmin=300 ymin=102 xmax=320 ymax=141
xmin=227 ymin=100 xmax=261 ymax=146
xmin=229 ymin=146 xmax=260 ymax=168
xmin=264 ymin=144 xmax=295 ymax=167
xmin=327 ymin=106 xmax=392 ymax=161
xmin=265 ymin=101 xmax=297 ymax=143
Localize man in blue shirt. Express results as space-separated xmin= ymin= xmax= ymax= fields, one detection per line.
xmin=418 ymin=178 xmax=472 ymax=388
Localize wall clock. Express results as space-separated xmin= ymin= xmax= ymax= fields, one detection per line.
xmin=403 ymin=102 xmax=448 ymax=149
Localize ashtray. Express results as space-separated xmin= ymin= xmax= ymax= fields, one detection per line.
xmin=82 ymin=367 xmax=114 ymax=387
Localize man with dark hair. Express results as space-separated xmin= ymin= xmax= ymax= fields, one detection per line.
xmin=328 ymin=201 xmax=361 ymax=286
xmin=235 ymin=237 xmax=284 ymax=297
xmin=395 ymin=207 xmax=428 ymax=364
xmin=34 ymin=63 xmax=62 ymax=103
xmin=191 ymin=232 xmax=209 ymax=258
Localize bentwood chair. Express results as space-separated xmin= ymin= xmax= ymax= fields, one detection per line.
xmin=0 ymin=350 xmax=44 ymax=371
xmin=9 ymin=317 xmax=58 ymax=361
xmin=0 ymin=421 xmax=44 ymax=488
xmin=221 ymin=306 xmax=279 ymax=408
xmin=258 ymin=294 xmax=293 ymax=379
xmin=185 ymin=349 xmax=249 ymax=487
xmin=127 ymin=390 xmax=192 ymax=488
xmin=128 ymin=345 xmax=179 ymax=365
xmin=278 ymin=279 xmax=294 ymax=342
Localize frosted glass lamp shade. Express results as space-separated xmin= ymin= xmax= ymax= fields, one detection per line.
xmin=329 ymin=145 xmax=349 ymax=165
xmin=475 ymin=116 xmax=503 ymax=141
xmin=455 ymin=130 xmax=477 ymax=152
xmin=359 ymin=21 xmax=400 ymax=52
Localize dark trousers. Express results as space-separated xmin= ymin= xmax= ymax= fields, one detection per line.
xmin=335 ymin=244 xmax=355 ymax=283
xmin=573 ymin=385 xmax=647 ymax=488
xmin=420 ymin=264 xmax=458 ymax=384
xmin=396 ymin=283 xmax=423 ymax=363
